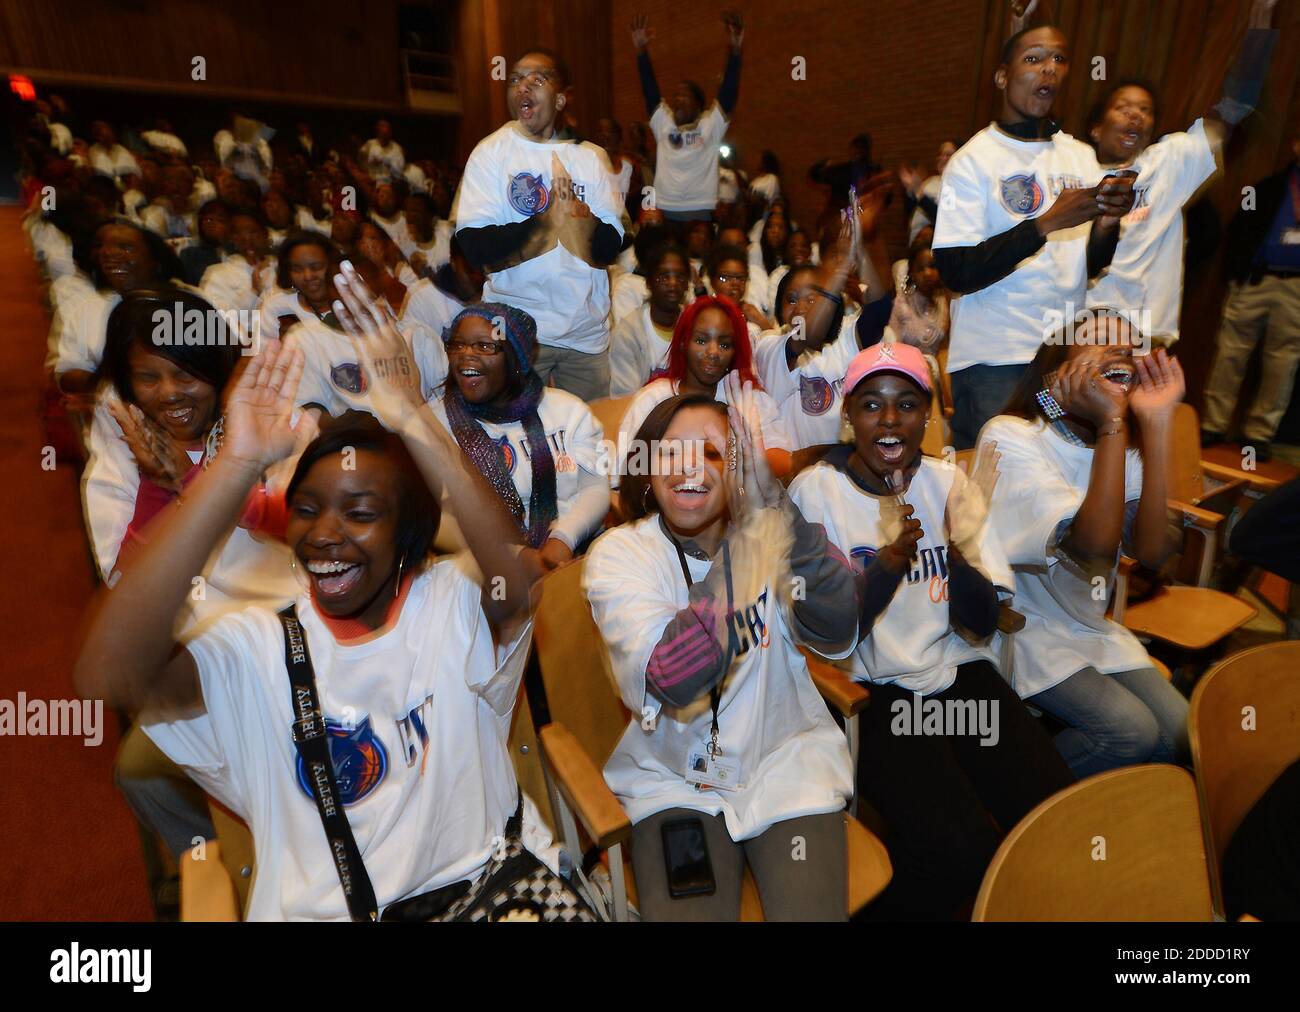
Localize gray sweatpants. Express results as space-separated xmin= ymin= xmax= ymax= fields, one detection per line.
xmin=630 ymin=807 xmax=847 ymax=922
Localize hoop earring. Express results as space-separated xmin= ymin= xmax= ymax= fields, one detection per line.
xmin=641 ymin=485 xmax=654 ymax=515
xmin=394 ymin=555 xmax=405 ymax=598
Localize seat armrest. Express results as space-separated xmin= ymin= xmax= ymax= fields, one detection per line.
xmin=1201 ymin=461 xmax=1280 ymax=494
xmin=801 ymin=647 xmax=870 ymax=717
xmin=180 ymin=840 xmax=240 ymax=922
xmin=997 ymin=604 xmax=1026 ymax=634
xmin=538 ymin=723 xmax=632 ymax=851
xmin=1169 ymin=498 xmax=1226 ymax=532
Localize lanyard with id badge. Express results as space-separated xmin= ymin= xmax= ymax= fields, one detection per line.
xmin=669 ymin=535 xmax=743 ymax=793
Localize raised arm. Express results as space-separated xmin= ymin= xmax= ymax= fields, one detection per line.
xmin=329 ymin=261 xmax=539 ymax=628
xmin=1205 ymin=0 xmax=1278 ymax=149
xmin=74 ymin=337 xmax=307 ymax=712
xmin=631 ymin=15 xmax=662 ymax=118
xmin=1126 ymin=350 xmax=1184 ymax=569
xmin=716 ymin=11 xmax=744 ymax=117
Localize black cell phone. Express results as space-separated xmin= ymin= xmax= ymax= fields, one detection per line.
xmin=661 ymin=816 xmax=716 ymax=898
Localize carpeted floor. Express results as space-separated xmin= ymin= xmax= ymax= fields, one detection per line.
xmin=0 ymin=206 xmax=152 ymax=920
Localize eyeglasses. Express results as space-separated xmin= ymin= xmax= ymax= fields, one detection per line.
xmin=508 ymin=71 xmax=555 ymax=88
xmin=652 ymin=270 xmax=689 ymax=283
xmin=445 ymin=339 xmax=505 ymax=356
xmin=714 ymin=272 xmax=747 ymax=284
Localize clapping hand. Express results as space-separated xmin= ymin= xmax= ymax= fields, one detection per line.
xmin=330 ymin=260 xmax=426 ymax=433
xmin=1128 ymin=349 xmax=1184 ymax=429
xmin=108 ymin=400 xmax=194 ymax=493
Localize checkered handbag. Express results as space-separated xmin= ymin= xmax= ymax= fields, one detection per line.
xmin=433 ymin=832 xmax=598 ymax=923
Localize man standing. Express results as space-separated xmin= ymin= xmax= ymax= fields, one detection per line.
xmin=1201 ymin=133 xmax=1300 ymax=463
xmin=933 ymin=24 xmax=1134 ymax=448
xmin=1085 ymin=0 xmax=1278 ymax=347
xmin=631 ymin=11 xmax=743 ymax=222
xmin=456 ymin=49 xmax=624 ymax=401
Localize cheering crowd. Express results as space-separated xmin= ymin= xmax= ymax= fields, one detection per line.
xmin=14 ymin=1 xmax=1300 ymax=922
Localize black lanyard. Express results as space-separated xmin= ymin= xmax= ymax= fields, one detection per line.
xmin=278 ymin=605 xmax=379 ymax=922
xmin=668 ymin=535 xmax=732 ymax=753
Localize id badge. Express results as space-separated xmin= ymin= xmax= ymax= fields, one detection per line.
xmin=1280 ymin=228 xmax=1300 ymax=246
xmin=685 ymin=749 xmax=742 ymax=791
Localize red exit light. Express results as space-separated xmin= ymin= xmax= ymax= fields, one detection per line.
xmin=9 ymin=75 xmax=36 ymax=101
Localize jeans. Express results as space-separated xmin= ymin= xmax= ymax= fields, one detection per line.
xmin=533 ymin=344 xmax=610 ymax=401
xmin=1029 ymin=665 xmax=1190 ymax=777
xmin=949 ymin=363 xmax=1028 ymax=450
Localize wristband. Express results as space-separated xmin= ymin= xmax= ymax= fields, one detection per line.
xmin=811 ymin=285 xmax=843 ymax=306
xmin=1097 ymin=415 xmax=1126 ymax=439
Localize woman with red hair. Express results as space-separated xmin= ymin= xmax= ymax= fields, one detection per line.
xmin=614 ymin=295 xmax=792 ymax=487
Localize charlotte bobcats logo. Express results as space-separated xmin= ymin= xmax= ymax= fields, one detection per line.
xmin=800 ymin=375 xmax=836 ymax=415
xmin=999 ymin=173 xmax=1044 ymax=215
xmin=331 ymin=362 xmax=366 ymax=394
xmin=295 ymin=716 xmax=388 ymax=807
xmin=496 ymin=435 xmax=517 ymax=473
xmin=849 ymin=546 xmax=878 ymax=570
xmin=508 ymin=172 xmax=550 ymax=216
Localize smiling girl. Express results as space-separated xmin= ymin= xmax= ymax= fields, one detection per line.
xmin=433 ymin=303 xmax=607 ymax=571
xmin=790 ymin=339 xmax=1074 ymax=920
xmin=74 ymin=269 xmax=582 ymax=921
xmin=980 ymin=309 xmax=1190 ymax=776
xmin=615 ymin=296 xmax=791 ymax=487
xmin=585 ymin=381 xmax=856 ymax=920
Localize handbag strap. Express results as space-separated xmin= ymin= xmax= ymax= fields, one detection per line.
xmin=278 ymin=604 xmax=379 ymax=922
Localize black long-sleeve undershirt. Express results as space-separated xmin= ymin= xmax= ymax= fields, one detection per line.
xmin=457 ymin=218 xmax=622 ymax=272
xmin=637 ymin=49 xmax=741 ymax=119
xmin=932 ymin=218 xmax=1046 ymax=295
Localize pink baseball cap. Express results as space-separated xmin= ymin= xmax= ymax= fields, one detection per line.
xmin=842 ymin=340 xmax=933 ymax=398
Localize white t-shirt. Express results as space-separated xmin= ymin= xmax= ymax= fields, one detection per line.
xmin=371 ymin=211 xmax=407 ymax=248
xmin=402 ymin=219 xmax=452 ymax=268
xmin=750 ymin=172 xmax=781 ymax=204
xmin=610 ymin=272 xmax=648 ymax=330
xmin=790 ymin=457 xmax=1014 ymax=696
xmin=360 ymin=139 xmax=406 ymax=181
xmin=455 ymin=123 xmax=623 ymax=353
xmin=142 ymin=558 xmax=548 ymax=921
xmin=649 ymin=103 xmax=728 ymax=212
xmin=583 ymin=516 xmax=853 ymax=840
xmin=48 ymin=288 xmax=118 ymax=377
xmin=255 ymin=288 xmax=303 ymax=340
xmin=399 ymin=278 xmax=462 ymax=339
xmin=296 ymin=207 xmax=332 ymax=235
xmin=292 ymin=311 xmax=448 ymax=416
xmin=431 ymin=388 xmax=605 ymax=550
xmin=979 ymin=415 xmax=1150 ymax=697
xmin=608 ymin=303 xmax=674 ymax=397
xmin=751 ymin=313 xmax=861 ymax=450
xmin=611 ymin=158 xmax=635 ymax=204
xmin=1086 ymin=120 xmax=1219 ymax=343
xmin=614 ymin=376 xmax=792 ymax=486
xmin=89 ymin=143 xmax=141 ymax=180
xmin=200 ymin=255 xmax=277 ymax=315
xmin=141 ymin=130 xmax=188 ymax=158
xmin=934 ymin=124 xmax=1101 ymax=373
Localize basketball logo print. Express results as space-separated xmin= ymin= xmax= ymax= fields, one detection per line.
xmin=508 ymin=172 xmax=550 ymax=216
xmin=998 ymin=173 xmax=1044 ymax=216
xmin=849 ymin=546 xmax=878 ymax=572
xmin=295 ymin=716 xmax=388 ymax=807
xmin=799 ymin=375 xmax=836 ymax=416
xmin=331 ymin=362 xmax=367 ymax=395
xmin=496 ymin=435 xmax=517 ymax=474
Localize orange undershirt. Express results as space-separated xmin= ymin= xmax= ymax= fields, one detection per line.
xmin=310 ymin=570 xmax=417 ymax=645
